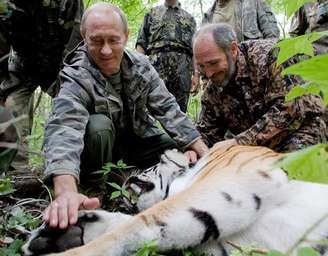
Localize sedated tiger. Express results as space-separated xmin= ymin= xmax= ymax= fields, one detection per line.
xmin=23 ymin=145 xmax=328 ymax=256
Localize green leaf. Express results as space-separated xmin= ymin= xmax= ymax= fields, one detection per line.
xmin=282 ymin=0 xmax=316 ymax=18
xmin=0 ymin=178 xmax=15 ymax=196
xmin=122 ymin=188 xmax=130 ymax=199
xmin=285 ymin=83 xmax=321 ymax=102
xmin=0 ymin=239 xmax=25 ymax=256
xmin=108 ymin=182 xmax=122 ymax=190
xmin=282 ymin=54 xmax=328 ymax=105
xmin=297 ymin=247 xmax=320 ymax=256
xmin=282 ymin=54 xmax=328 ymax=84
xmin=266 ymin=250 xmax=286 ymax=256
xmin=134 ymin=240 xmax=158 ymax=256
xmin=275 ymin=32 xmax=328 ymax=65
xmin=277 ymin=144 xmax=328 ymax=184
xmin=110 ymin=191 xmax=121 ymax=200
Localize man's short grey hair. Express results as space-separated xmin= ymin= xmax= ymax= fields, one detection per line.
xmin=193 ymin=23 xmax=237 ymax=53
xmin=80 ymin=2 xmax=128 ymax=35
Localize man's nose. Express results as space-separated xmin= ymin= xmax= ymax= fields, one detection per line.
xmin=101 ymin=43 xmax=112 ymax=55
xmin=204 ymin=67 xmax=215 ymax=79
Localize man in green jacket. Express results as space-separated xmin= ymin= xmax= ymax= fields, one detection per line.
xmin=43 ymin=2 xmax=208 ymax=230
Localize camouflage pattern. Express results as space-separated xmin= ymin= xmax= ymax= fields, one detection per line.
xmin=197 ymin=39 xmax=326 ymax=152
xmin=43 ymin=45 xmax=201 ymax=181
xmin=0 ymin=105 xmax=18 ymax=173
xmin=136 ymin=1 xmax=196 ymax=112
xmin=203 ymin=0 xmax=280 ymax=42
xmin=289 ymin=0 xmax=328 ymax=54
xmin=0 ymin=0 xmax=83 ymax=166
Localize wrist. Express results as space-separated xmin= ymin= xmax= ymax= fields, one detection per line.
xmin=53 ymin=174 xmax=78 ymax=197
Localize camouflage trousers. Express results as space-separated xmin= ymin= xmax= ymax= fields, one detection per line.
xmin=0 ymin=71 xmax=37 ymax=168
xmin=149 ymin=51 xmax=193 ymax=112
xmin=0 ymin=105 xmax=18 ymax=173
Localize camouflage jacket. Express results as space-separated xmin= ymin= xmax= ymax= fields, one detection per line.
xmin=1 ymin=0 xmax=83 ymax=89
xmin=290 ymin=1 xmax=328 ymax=35
xmin=289 ymin=1 xmax=328 ymax=54
xmin=136 ymin=1 xmax=196 ymax=55
xmin=44 ymin=45 xmax=200 ymax=180
xmin=197 ymin=39 xmax=324 ymax=149
xmin=203 ymin=0 xmax=279 ymax=41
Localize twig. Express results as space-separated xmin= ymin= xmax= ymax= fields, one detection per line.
xmin=225 ymin=240 xmax=268 ymax=255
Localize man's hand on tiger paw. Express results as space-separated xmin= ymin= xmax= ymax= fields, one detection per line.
xmin=43 ymin=174 xmax=100 ymax=229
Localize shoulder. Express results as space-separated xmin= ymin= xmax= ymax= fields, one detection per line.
xmin=149 ymin=5 xmax=166 ymax=16
xmin=179 ymin=7 xmax=194 ymax=20
xmin=240 ymin=39 xmax=278 ymax=65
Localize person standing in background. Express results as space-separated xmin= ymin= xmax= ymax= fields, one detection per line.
xmin=202 ymin=0 xmax=280 ymax=42
xmin=136 ymin=0 xmax=196 ymax=112
xmin=0 ymin=0 xmax=83 ymax=169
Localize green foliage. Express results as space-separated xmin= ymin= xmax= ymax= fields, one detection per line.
xmin=134 ymin=240 xmax=159 ymax=256
xmin=0 ymin=239 xmax=24 ymax=256
xmin=28 ymin=91 xmax=52 ymax=169
xmin=266 ymin=250 xmax=286 ymax=256
xmin=275 ymin=32 xmax=328 ymax=65
xmin=285 ymin=82 xmax=321 ymax=102
xmin=0 ymin=0 xmax=8 ymax=15
xmin=0 ymin=177 xmax=15 ymax=196
xmin=297 ymin=247 xmax=321 ymax=256
xmin=267 ymin=0 xmax=316 ymax=18
xmin=6 ymin=208 xmax=41 ymax=231
xmin=278 ymin=144 xmax=328 ymax=184
xmin=187 ymin=92 xmax=202 ymax=122
xmin=282 ymin=53 xmax=328 ymax=105
xmin=94 ymin=159 xmax=134 ymax=177
xmin=107 ymin=182 xmax=130 ymax=200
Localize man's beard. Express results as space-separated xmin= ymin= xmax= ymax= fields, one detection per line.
xmin=217 ymin=52 xmax=235 ymax=91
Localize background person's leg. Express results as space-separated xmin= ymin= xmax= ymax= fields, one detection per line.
xmin=2 ymin=73 xmax=35 ymax=170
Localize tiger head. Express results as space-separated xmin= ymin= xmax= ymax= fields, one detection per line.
xmin=123 ymin=149 xmax=189 ymax=213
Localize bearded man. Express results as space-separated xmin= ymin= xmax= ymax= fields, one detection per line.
xmin=194 ymin=23 xmax=326 ymax=152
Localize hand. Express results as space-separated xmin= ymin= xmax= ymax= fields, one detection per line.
xmin=184 ymin=150 xmax=198 ymax=164
xmin=43 ymin=191 xmax=100 ymax=229
xmin=184 ymin=138 xmax=209 ymax=164
xmin=43 ymin=174 xmax=100 ymax=229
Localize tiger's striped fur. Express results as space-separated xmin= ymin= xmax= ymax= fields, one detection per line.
xmin=24 ymin=145 xmax=328 ymax=256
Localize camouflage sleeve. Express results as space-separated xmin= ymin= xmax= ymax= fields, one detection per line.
xmin=145 ymin=62 xmax=201 ymax=149
xmin=257 ymin=0 xmax=280 ymax=39
xmin=289 ymin=6 xmax=308 ymax=37
xmin=196 ymin=92 xmax=226 ymax=147
xmin=59 ymin=0 xmax=84 ymax=56
xmin=135 ymin=12 xmax=151 ymax=51
xmin=43 ymin=68 xmax=91 ymax=183
xmin=235 ymin=53 xmax=324 ymax=147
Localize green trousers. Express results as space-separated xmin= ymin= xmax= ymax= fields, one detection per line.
xmin=0 ymin=105 xmax=18 ymax=173
xmin=80 ymin=114 xmax=177 ymax=182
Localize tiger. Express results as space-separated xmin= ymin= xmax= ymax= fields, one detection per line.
xmin=23 ymin=145 xmax=328 ymax=256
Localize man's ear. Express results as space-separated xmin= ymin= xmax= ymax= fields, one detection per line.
xmin=230 ymin=41 xmax=238 ymax=59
